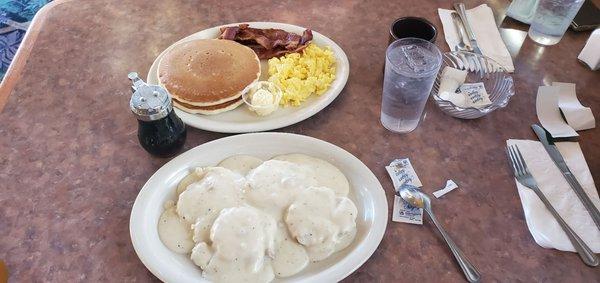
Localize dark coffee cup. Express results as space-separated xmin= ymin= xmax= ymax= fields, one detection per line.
xmin=389 ymin=17 xmax=437 ymax=44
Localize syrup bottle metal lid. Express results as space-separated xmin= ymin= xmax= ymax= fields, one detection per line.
xmin=128 ymin=72 xmax=173 ymax=121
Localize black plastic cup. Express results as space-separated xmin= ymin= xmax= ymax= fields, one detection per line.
xmin=389 ymin=17 xmax=437 ymax=44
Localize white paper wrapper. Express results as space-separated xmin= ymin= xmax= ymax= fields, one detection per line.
xmin=433 ymin=180 xmax=459 ymax=198
xmin=536 ymin=86 xmax=578 ymax=138
xmin=552 ymin=82 xmax=595 ymax=131
xmin=577 ymin=29 xmax=600 ymax=71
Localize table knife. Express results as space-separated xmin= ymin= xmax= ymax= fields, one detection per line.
xmin=453 ymin=3 xmax=483 ymax=55
xmin=532 ymin=124 xmax=600 ymax=231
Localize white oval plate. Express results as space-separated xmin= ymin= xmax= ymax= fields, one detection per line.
xmin=147 ymin=22 xmax=350 ymax=133
xmin=130 ymin=133 xmax=388 ymax=283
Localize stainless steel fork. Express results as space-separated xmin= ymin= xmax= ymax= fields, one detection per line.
xmin=449 ymin=12 xmax=489 ymax=77
xmin=507 ymin=144 xmax=599 ymax=267
xmin=451 ymin=12 xmax=471 ymax=52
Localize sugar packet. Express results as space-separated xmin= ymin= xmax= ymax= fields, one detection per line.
xmin=459 ymin=82 xmax=492 ymax=108
xmin=385 ymin=158 xmax=423 ymax=225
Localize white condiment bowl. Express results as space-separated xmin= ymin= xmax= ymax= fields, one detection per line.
xmin=242 ymin=81 xmax=283 ymax=116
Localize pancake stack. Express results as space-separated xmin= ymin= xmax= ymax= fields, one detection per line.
xmin=158 ymin=39 xmax=260 ymax=115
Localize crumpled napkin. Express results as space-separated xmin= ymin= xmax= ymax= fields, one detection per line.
xmin=438 ymin=4 xmax=515 ymax=72
xmin=506 ymin=139 xmax=600 ymax=253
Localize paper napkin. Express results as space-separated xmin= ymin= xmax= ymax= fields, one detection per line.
xmin=552 ymin=82 xmax=595 ymax=131
xmin=438 ymin=4 xmax=515 ymax=72
xmin=578 ymin=29 xmax=600 ymax=71
xmin=506 ymin=139 xmax=600 ymax=253
xmin=536 ymin=86 xmax=578 ymax=138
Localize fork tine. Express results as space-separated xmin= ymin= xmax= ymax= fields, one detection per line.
xmin=510 ymin=145 xmax=524 ymax=175
xmin=508 ymin=145 xmax=523 ymax=176
xmin=514 ymin=146 xmax=529 ymax=174
xmin=512 ymin=145 xmax=527 ymax=176
xmin=508 ymin=145 xmax=516 ymax=170
xmin=506 ymin=146 xmax=519 ymax=176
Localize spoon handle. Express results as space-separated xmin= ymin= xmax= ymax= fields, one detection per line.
xmin=425 ymin=208 xmax=481 ymax=283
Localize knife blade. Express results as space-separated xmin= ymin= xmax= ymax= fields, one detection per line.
xmin=532 ymin=124 xmax=600 ymax=231
xmin=453 ymin=3 xmax=483 ymax=56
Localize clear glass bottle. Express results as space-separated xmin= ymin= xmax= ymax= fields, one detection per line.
xmin=129 ymin=72 xmax=186 ymax=157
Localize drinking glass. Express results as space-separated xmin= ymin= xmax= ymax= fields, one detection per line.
xmin=381 ymin=38 xmax=442 ymax=133
xmin=389 ymin=17 xmax=437 ymax=44
xmin=528 ymin=0 xmax=585 ymax=45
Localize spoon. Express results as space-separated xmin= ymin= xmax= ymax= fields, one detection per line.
xmin=398 ymin=185 xmax=481 ymax=283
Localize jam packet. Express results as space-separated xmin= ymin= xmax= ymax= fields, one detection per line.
xmin=385 ymin=158 xmax=423 ymax=225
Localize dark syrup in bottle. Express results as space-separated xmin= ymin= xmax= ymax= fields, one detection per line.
xmin=129 ymin=72 xmax=186 ymax=157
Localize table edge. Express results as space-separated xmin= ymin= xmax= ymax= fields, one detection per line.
xmin=0 ymin=0 xmax=77 ymax=112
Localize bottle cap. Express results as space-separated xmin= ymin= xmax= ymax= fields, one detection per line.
xmin=128 ymin=72 xmax=172 ymax=121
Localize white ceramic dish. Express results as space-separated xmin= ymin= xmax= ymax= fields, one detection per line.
xmin=130 ymin=133 xmax=388 ymax=283
xmin=147 ymin=22 xmax=350 ymax=133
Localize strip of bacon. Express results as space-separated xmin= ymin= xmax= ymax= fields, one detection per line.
xmin=218 ymin=24 xmax=313 ymax=59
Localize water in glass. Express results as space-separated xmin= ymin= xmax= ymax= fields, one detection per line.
xmin=381 ymin=38 xmax=441 ymax=133
xmin=528 ymin=0 xmax=584 ymax=45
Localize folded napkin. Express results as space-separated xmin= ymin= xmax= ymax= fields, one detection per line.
xmin=438 ymin=4 xmax=515 ymax=72
xmin=578 ymin=28 xmax=600 ymax=71
xmin=506 ymin=139 xmax=600 ymax=253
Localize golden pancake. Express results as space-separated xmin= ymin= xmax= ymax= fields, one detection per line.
xmin=173 ymin=97 xmax=244 ymax=115
xmin=158 ymin=39 xmax=260 ymax=107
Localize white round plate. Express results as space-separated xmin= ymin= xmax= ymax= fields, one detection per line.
xmin=130 ymin=133 xmax=388 ymax=283
xmin=147 ymin=22 xmax=350 ymax=133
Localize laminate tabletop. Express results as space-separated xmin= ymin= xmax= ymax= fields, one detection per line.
xmin=0 ymin=0 xmax=599 ymax=282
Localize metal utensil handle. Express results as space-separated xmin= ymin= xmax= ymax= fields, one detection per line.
xmin=531 ymin=124 xmax=600 ymax=231
xmin=531 ymin=186 xmax=599 ymax=267
xmin=453 ymin=3 xmax=476 ymax=41
xmin=564 ymin=172 xmax=600 ymax=231
xmin=425 ymin=208 xmax=482 ymax=282
xmin=451 ymin=12 xmax=471 ymax=50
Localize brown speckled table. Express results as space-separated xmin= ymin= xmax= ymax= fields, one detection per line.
xmin=1 ymin=0 xmax=599 ymax=282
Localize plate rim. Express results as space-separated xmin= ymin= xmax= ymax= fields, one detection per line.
xmin=129 ymin=132 xmax=388 ymax=283
xmin=147 ymin=21 xmax=350 ymax=133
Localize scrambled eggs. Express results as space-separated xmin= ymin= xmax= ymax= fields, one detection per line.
xmin=268 ymin=43 xmax=336 ymax=106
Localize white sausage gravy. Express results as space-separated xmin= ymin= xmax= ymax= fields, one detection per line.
xmin=158 ymin=154 xmax=358 ymax=283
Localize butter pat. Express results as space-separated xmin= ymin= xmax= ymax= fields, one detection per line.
xmin=578 ymin=29 xmax=600 ymax=71
xmin=243 ymin=81 xmax=283 ymax=116
xmin=251 ymin=89 xmax=277 ymax=115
